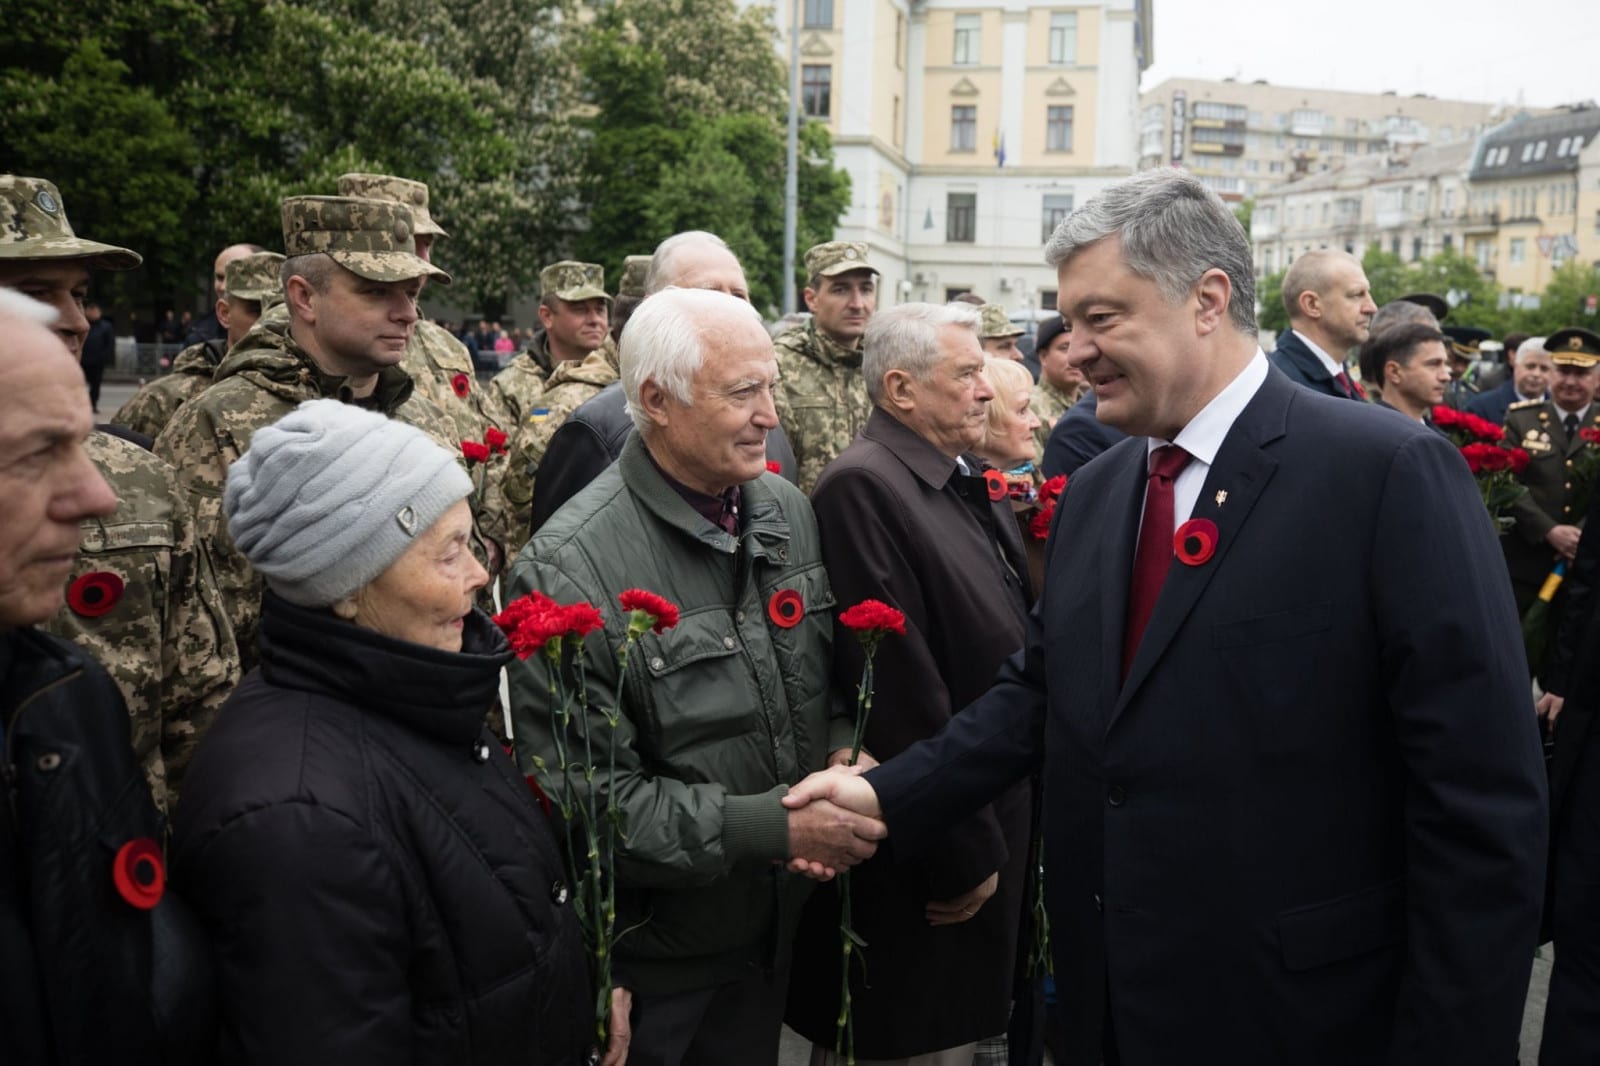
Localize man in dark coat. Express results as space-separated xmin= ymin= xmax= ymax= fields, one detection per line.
xmin=786 ymin=302 xmax=1034 ymax=1064
xmin=1042 ymin=389 xmax=1126 ymax=478
xmin=81 ymin=300 xmax=114 ymax=411
xmin=785 ymin=169 xmax=1548 ymax=1066
xmin=1267 ymin=249 xmax=1377 ymax=400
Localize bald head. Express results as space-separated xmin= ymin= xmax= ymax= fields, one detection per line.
xmin=1281 ymin=250 xmax=1376 ymax=352
xmin=0 ymin=289 xmax=117 ymax=628
xmin=645 ymin=232 xmax=749 ymax=302
xmin=213 ymin=243 xmax=264 ymax=299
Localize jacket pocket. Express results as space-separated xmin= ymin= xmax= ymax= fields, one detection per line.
xmin=1212 ymin=602 xmax=1332 ymax=649
xmin=1277 ymin=878 xmax=1404 ymax=972
xmin=634 ymin=610 xmax=759 ymax=769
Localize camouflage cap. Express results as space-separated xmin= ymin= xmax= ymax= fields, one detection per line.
xmin=804 ymin=240 xmax=878 ymax=279
xmin=224 ymin=251 xmax=286 ymax=303
xmin=280 ymin=196 xmax=451 ymax=286
xmin=1548 ymin=327 xmax=1600 ymax=368
xmin=618 ymin=255 xmax=652 ymax=299
xmin=0 ymin=175 xmax=141 ymax=270
xmin=978 ymin=304 xmax=1024 ymax=338
xmin=540 ymin=260 xmax=610 ymax=303
xmin=336 ymin=173 xmax=449 ymax=238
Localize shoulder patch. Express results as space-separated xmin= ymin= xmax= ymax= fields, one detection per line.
xmin=1507 ymin=399 xmax=1543 ymax=411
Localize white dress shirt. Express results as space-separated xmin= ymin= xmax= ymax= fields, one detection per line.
xmin=1145 ymin=351 xmax=1270 ymax=527
xmin=1291 ymin=330 xmax=1346 ymax=381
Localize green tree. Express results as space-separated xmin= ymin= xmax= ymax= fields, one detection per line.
xmin=1360 ymin=245 xmax=1411 ymax=306
xmin=1521 ymin=261 xmax=1600 ymax=335
xmin=1400 ymin=246 xmax=1507 ymax=334
xmin=1256 ymin=268 xmax=1288 ymax=335
xmin=1232 ymin=198 xmax=1254 ymax=237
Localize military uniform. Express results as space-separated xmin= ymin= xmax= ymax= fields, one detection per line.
xmin=44 ymin=432 xmax=241 ymax=813
xmin=774 ymin=241 xmax=879 ymax=494
xmin=1029 ymin=377 xmax=1081 ymax=461
xmin=154 ymin=195 xmax=489 ymax=665
xmin=977 ymin=302 xmax=1025 ymax=359
xmin=112 ymin=251 xmax=286 ymax=439
xmin=1441 ymin=325 xmax=1491 ymax=412
xmin=487 ymin=340 xmax=552 ymax=427
xmin=1503 ymin=334 xmax=1600 ymax=617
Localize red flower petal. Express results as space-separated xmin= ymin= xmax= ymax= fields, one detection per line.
xmin=1030 ymin=501 xmax=1057 ymax=541
xmin=1174 ymin=518 xmax=1218 ymax=566
xmin=112 ymin=837 xmax=165 ymax=910
xmin=451 ymin=372 xmax=471 ymax=399
xmin=67 ymin=571 xmax=123 ymax=618
xmin=485 ymin=427 xmax=508 ymax=455
xmin=1039 ymin=475 xmax=1068 ymax=504
xmin=618 ymin=589 xmax=681 ymax=632
xmin=461 ymin=440 xmax=491 ymax=464
xmin=839 ymin=599 xmax=907 ymax=635
xmin=983 ymin=468 xmax=1008 ymax=501
xmin=525 ymin=774 xmax=553 ymax=816
xmin=766 ymin=460 xmax=782 ymax=474
xmin=768 ymin=588 xmax=804 ymax=628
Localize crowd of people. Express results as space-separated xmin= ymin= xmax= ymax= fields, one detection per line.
xmin=1 ymin=160 xmax=1596 ymax=1066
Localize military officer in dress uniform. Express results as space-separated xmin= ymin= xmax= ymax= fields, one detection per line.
xmin=1502 ymin=328 xmax=1600 ymax=632
xmin=1442 ymin=325 xmax=1492 ymax=411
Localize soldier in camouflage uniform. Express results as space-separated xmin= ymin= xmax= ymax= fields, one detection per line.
xmin=976 ymin=302 xmax=1025 ymax=361
xmin=155 ymin=195 xmax=494 ymax=667
xmin=112 ymin=250 xmax=284 ymax=440
xmin=1027 ymin=314 xmax=1083 ymax=459
xmin=611 ymin=253 xmax=651 ymax=342
xmin=0 ymin=174 xmax=242 ymax=812
xmin=773 ymin=240 xmax=879 ymax=494
xmin=488 ymin=259 xmax=616 ymax=429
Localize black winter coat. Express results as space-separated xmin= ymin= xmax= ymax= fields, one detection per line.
xmin=172 ymin=593 xmax=591 ymax=1065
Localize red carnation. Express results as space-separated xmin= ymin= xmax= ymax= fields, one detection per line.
xmin=452 ymin=372 xmax=471 ymax=399
xmin=1030 ymin=501 xmax=1057 ymax=541
xmin=494 ymin=592 xmax=602 ymax=657
xmin=485 ymin=426 xmax=508 ymax=455
xmin=1507 ymin=447 xmax=1532 ymax=475
xmin=558 ymin=601 xmax=605 ymax=640
xmin=1039 ymin=474 xmax=1067 ymax=504
xmin=1431 ymin=404 xmax=1463 ymax=429
xmin=766 ymin=460 xmax=781 ymax=474
xmin=618 ymin=589 xmax=680 ymax=634
xmin=461 ymin=440 xmax=491 ymax=464
xmin=1462 ymin=412 xmax=1505 ymax=442
xmin=1461 ymin=442 xmax=1510 ymax=474
xmin=1581 ymin=427 xmax=1600 ymax=447
xmin=839 ymin=599 xmax=907 ymax=636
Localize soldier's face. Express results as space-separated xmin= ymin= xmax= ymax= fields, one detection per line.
xmin=1039 ymin=327 xmax=1083 ymax=393
xmin=0 ymin=321 xmax=117 ymax=628
xmin=981 ymin=335 xmax=1021 ymax=361
xmin=218 ymin=296 xmax=262 ymax=351
xmin=540 ymin=297 xmax=610 ymax=356
xmin=641 ymin=315 xmax=779 ymax=495
xmin=1552 ymin=364 xmax=1599 ymax=413
xmin=299 ymin=267 xmax=422 ymax=375
xmin=804 ymin=270 xmax=877 ymax=347
xmin=0 ymin=261 xmax=91 ymax=358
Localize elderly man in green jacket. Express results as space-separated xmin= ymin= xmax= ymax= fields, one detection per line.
xmin=507 ymin=287 xmax=883 ymax=1066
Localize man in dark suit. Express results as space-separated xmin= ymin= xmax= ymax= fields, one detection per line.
xmin=1042 ymin=389 xmax=1127 ymax=478
xmin=1468 ymin=335 xmax=1552 ymax=426
xmin=1267 ymin=249 xmax=1376 ymax=400
xmin=785 ymin=169 xmax=1548 ymax=1066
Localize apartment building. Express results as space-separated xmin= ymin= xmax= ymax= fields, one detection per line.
xmin=759 ymin=0 xmax=1152 ymax=315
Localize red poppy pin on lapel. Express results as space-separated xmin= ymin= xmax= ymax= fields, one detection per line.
xmin=1174 ymin=518 xmax=1218 ymax=566
xmin=68 ymin=571 xmax=124 ymax=617
xmin=768 ymin=588 xmax=804 ymax=628
xmin=451 ymin=372 xmax=471 ymax=399
xmin=983 ymin=469 xmax=1007 ymax=501
xmin=112 ymin=837 xmax=165 ymax=910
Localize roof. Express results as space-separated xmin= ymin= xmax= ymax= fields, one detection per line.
xmin=1258 ymin=138 xmax=1474 ymax=199
xmin=1470 ymin=106 xmax=1600 ymax=181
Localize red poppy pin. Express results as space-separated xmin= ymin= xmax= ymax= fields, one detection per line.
xmin=983 ymin=468 xmax=1007 ymax=501
xmin=112 ymin=837 xmax=165 ymax=910
xmin=451 ymin=372 xmax=471 ymax=399
xmin=768 ymin=588 xmax=804 ymax=628
xmin=1174 ymin=518 xmax=1218 ymax=566
xmin=67 ymin=571 xmax=124 ymax=618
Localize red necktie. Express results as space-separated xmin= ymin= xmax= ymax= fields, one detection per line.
xmin=1334 ymin=370 xmax=1367 ymax=401
xmin=1123 ymin=445 xmax=1192 ymax=678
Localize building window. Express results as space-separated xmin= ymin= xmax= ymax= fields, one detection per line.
xmin=1510 ymin=238 xmax=1526 ymax=265
xmin=1246 ymin=159 xmax=1260 ymax=173
xmin=1048 ymin=12 xmax=1077 ymax=65
xmin=1040 ymin=289 xmax=1058 ymax=311
xmin=948 ymin=192 xmax=977 ymax=242
xmin=950 ymin=105 xmax=977 ymax=152
xmin=893 ymin=95 xmax=902 ymax=146
xmin=953 ymin=14 xmax=980 ymax=65
xmin=1391 ymin=236 xmax=1401 ymax=256
xmin=1444 ymin=188 xmax=1455 ymax=213
xmin=1046 ymin=105 xmax=1074 ymax=152
xmin=1343 ymin=139 xmax=1356 ymax=154
xmin=1442 ymin=234 xmax=1453 ymax=251
xmin=1041 ymin=193 xmax=1074 ymax=242
xmin=1269 ymin=161 xmax=1285 ymax=174
xmin=801 ymin=65 xmax=832 ymax=119
xmin=803 ymin=0 xmax=833 ymax=29
xmin=1412 ymin=237 xmax=1423 ymax=261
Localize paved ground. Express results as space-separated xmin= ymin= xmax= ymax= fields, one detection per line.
xmin=98 ymin=375 xmax=1557 ymax=1064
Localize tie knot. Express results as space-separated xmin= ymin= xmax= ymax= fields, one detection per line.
xmin=1148 ymin=444 xmax=1192 ymax=482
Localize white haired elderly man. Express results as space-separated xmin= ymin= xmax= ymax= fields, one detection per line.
xmin=506 ymin=286 xmax=883 ymax=1066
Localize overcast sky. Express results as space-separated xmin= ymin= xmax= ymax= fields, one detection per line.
xmin=1141 ymin=0 xmax=1597 ymax=110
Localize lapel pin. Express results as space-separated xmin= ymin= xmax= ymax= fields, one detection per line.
xmin=1214 ymin=490 xmax=1228 ymax=507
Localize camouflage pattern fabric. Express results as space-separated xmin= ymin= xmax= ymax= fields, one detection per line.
xmin=978 ymin=303 xmax=1023 ymax=339
xmin=773 ymin=318 xmax=874 ymax=495
xmin=1028 ymin=378 xmax=1082 ymax=461
xmin=43 ymin=431 xmax=241 ymax=814
xmin=336 ymin=172 xmax=448 ymax=237
xmin=224 ymin=250 xmax=285 ymax=302
xmin=540 ymin=259 xmax=609 ymax=302
xmin=0 ymin=174 xmax=141 ymax=268
xmin=154 ymin=313 xmax=492 ymax=668
xmin=111 ymin=339 xmax=225 ymax=440
xmin=618 ymin=255 xmax=651 ymax=298
xmin=804 ymin=240 xmax=877 ymax=280
xmin=279 ymin=195 xmax=449 ymax=284
xmin=501 ymin=342 xmax=620 ymax=556
xmin=487 ymin=341 xmax=553 ymax=429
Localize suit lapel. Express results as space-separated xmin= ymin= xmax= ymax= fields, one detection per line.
xmin=1110 ymin=373 xmax=1291 ymax=729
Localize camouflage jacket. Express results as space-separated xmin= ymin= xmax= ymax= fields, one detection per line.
xmin=406 ymin=319 xmax=508 ymax=440
xmin=110 ymin=339 xmax=225 ymax=440
xmin=773 ymin=320 xmax=873 ymax=494
xmin=501 ymin=343 xmax=621 ymax=557
xmin=154 ymin=314 xmax=491 ymax=667
xmin=487 ymin=339 xmax=553 ymax=429
xmin=43 ymin=431 xmax=241 ymax=814
xmin=1029 ymin=378 xmax=1082 ymax=464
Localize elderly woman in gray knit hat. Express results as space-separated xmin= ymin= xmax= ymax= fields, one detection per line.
xmin=170 ymin=400 xmax=621 ymax=1066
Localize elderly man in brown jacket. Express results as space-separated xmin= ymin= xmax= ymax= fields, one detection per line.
xmin=786 ymin=302 xmax=1035 ymax=1065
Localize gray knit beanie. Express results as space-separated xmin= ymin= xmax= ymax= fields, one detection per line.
xmin=224 ymin=399 xmax=473 ymax=608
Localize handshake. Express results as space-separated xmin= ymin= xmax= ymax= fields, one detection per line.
xmin=782 ymin=753 xmax=889 ymax=881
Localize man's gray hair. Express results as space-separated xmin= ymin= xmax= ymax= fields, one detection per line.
xmin=1043 ymin=169 xmax=1257 ymax=337
xmin=1517 ymin=336 xmax=1549 ymax=363
xmin=862 ymin=302 xmax=981 ymax=406
xmin=645 ymin=231 xmax=731 ymax=295
xmin=622 ymin=286 xmax=765 ymax=434
xmin=0 ymin=287 xmax=61 ymax=326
